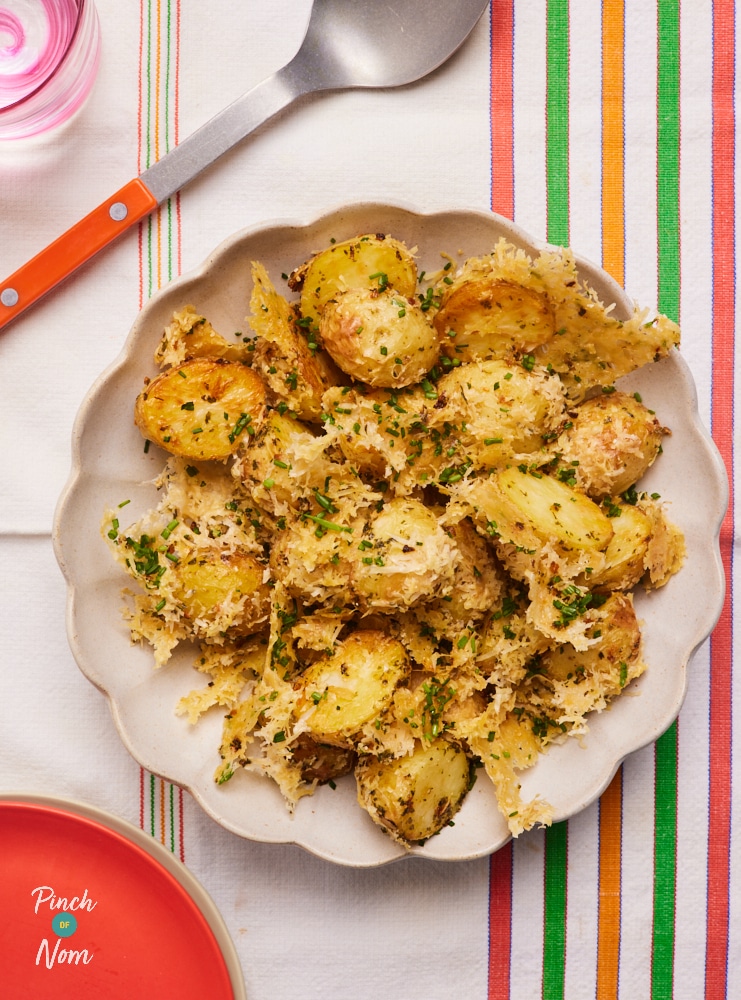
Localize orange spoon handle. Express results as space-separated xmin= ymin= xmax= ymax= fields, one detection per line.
xmin=0 ymin=177 xmax=158 ymax=331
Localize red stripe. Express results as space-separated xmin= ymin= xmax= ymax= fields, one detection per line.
xmin=488 ymin=6 xmax=515 ymax=994
xmin=490 ymin=0 xmax=515 ymax=219
xmin=488 ymin=843 xmax=513 ymax=999
xmin=706 ymin=0 xmax=735 ymax=994
xmin=174 ymin=0 xmax=183 ymax=279
xmin=174 ymin=0 xmax=181 ymax=148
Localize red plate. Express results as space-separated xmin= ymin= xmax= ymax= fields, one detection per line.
xmin=0 ymin=795 xmax=245 ymax=999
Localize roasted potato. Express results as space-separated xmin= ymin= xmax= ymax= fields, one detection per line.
xmin=356 ymin=737 xmax=472 ymax=844
xmin=543 ymin=591 xmax=642 ymax=690
xmin=290 ymin=734 xmax=357 ymax=785
xmin=268 ymin=509 xmax=360 ymax=607
xmin=429 ymin=358 xmax=566 ymax=470
xmin=233 ymin=408 xmax=319 ymax=515
xmin=552 ymin=391 xmax=666 ymax=497
xmin=297 ymin=631 xmax=409 ymax=745
xmin=434 ymin=277 xmax=555 ymax=361
xmin=293 ymin=234 xmax=418 ymax=324
xmin=350 ymin=497 xmax=458 ymax=609
xmin=134 ymin=357 xmax=266 ymax=460
xmin=173 ymin=549 xmax=270 ymax=636
xmin=458 ymin=468 xmax=614 ymax=554
xmin=585 ymin=502 xmax=653 ymax=591
xmin=433 ymin=518 xmax=506 ymax=622
xmin=319 ymin=286 xmax=439 ymax=387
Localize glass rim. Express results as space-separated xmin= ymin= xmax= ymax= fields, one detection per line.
xmin=0 ymin=0 xmax=91 ymax=117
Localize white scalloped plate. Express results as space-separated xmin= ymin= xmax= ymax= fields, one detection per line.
xmin=53 ymin=203 xmax=728 ymax=866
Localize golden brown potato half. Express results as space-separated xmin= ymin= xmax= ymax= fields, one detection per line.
xmin=174 ymin=550 xmax=271 ymax=636
xmin=293 ymin=234 xmax=418 ymax=324
xmin=356 ymin=737 xmax=472 ymax=845
xmin=134 ymin=357 xmax=266 ymax=460
xmin=434 ymin=278 xmax=555 ymax=361
xmin=297 ymin=630 xmax=409 ymax=746
xmin=552 ymin=391 xmax=666 ymax=498
xmin=319 ymin=286 xmax=440 ymax=387
xmin=459 ymin=468 xmax=614 ymax=554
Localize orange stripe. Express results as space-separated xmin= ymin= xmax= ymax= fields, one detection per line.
xmin=601 ymin=0 xmax=625 ymax=287
xmin=596 ymin=4 xmax=625 ymax=997
xmin=597 ymin=771 xmax=622 ymax=999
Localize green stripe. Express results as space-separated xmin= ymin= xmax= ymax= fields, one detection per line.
xmin=543 ymin=5 xmax=570 ymax=997
xmin=546 ymin=0 xmax=570 ymax=247
xmin=149 ymin=772 xmax=156 ymax=837
xmin=543 ymin=822 xmax=568 ymax=1000
xmin=653 ymin=722 xmax=678 ymax=998
xmin=169 ymin=782 xmax=176 ymax=854
xmin=652 ymin=3 xmax=680 ymax=997
xmin=656 ymin=0 xmax=681 ymax=325
xmin=144 ymin=0 xmax=154 ymax=171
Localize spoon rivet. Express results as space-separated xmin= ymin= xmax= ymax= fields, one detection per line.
xmin=109 ymin=202 xmax=128 ymax=222
xmin=1 ymin=287 xmax=19 ymax=307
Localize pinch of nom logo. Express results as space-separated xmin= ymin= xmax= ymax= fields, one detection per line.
xmin=31 ymin=886 xmax=97 ymax=970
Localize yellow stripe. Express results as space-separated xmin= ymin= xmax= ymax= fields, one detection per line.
xmin=601 ymin=0 xmax=625 ymax=287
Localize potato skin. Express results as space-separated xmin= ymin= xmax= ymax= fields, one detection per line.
xmin=135 ymin=357 xmax=266 ymax=460
xmin=320 ymin=287 xmax=439 ymax=387
xmin=356 ymin=738 xmax=472 ymax=844
xmin=290 ymin=734 xmax=357 ymax=784
xmin=295 ymin=234 xmax=418 ymax=324
xmin=434 ymin=277 xmax=555 ymax=361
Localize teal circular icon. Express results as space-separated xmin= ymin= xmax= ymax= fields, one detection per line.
xmin=52 ymin=912 xmax=78 ymax=938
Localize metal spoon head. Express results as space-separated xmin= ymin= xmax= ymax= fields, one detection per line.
xmin=296 ymin=0 xmax=490 ymax=89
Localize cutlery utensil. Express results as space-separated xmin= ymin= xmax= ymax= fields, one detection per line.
xmin=0 ymin=0 xmax=489 ymax=330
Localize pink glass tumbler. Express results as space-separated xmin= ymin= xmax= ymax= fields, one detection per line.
xmin=0 ymin=0 xmax=100 ymax=139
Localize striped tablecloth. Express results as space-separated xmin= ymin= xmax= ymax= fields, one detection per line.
xmin=0 ymin=2 xmax=735 ymax=998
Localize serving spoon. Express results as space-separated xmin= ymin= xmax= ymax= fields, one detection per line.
xmin=0 ymin=0 xmax=490 ymax=330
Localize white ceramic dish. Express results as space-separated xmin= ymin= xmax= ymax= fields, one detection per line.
xmin=54 ymin=202 xmax=728 ymax=867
